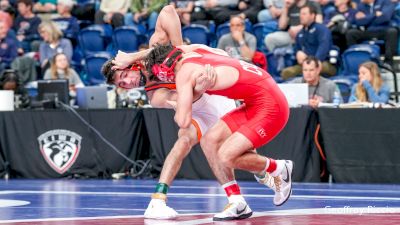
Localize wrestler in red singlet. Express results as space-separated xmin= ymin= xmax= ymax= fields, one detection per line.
xmin=181 ymin=48 xmax=290 ymax=148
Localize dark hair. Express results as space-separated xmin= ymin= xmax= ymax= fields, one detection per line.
xmin=17 ymin=0 xmax=34 ymax=9
xmin=101 ymin=59 xmax=116 ymax=85
xmin=0 ymin=69 xmax=20 ymax=89
xmin=302 ymin=56 xmax=321 ymax=68
xmin=144 ymin=43 xmax=183 ymax=81
xmin=301 ymin=4 xmax=317 ymax=15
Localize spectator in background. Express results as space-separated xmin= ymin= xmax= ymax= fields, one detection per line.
xmin=290 ymin=56 xmax=342 ymax=108
xmin=53 ymin=0 xmax=79 ymax=41
xmin=318 ymin=0 xmax=335 ymax=16
xmin=349 ymin=61 xmax=390 ymax=103
xmin=0 ymin=0 xmax=12 ymax=10
xmin=324 ymin=0 xmax=356 ymax=53
xmin=170 ymin=0 xmax=194 ymax=26
xmin=258 ymin=0 xmax=284 ymax=23
xmin=71 ymin=0 xmax=95 ymax=22
xmin=0 ymin=0 xmax=16 ymax=22
xmin=345 ymin=0 xmax=398 ymax=69
xmin=264 ymin=0 xmax=323 ymax=52
xmin=95 ymin=0 xmax=130 ymax=28
xmin=281 ymin=4 xmax=336 ymax=80
xmin=0 ymin=69 xmax=30 ymax=108
xmin=213 ymin=0 xmax=263 ymax=25
xmin=33 ymin=0 xmax=57 ymax=13
xmin=0 ymin=20 xmax=17 ymax=73
xmin=126 ymin=0 xmax=167 ymax=30
xmin=13 ymin=0 xmax=41 ymax=53
xmin=38 ymin=21 xmax=72 ymax=72
xmin=43 ymin=53 xmax=84 ymax=96
xmin=0 ymin=10 xmax=12 ymax=30
xmin=217 ymin=15 xmax=256 ymax=62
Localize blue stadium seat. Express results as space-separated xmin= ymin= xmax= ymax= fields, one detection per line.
xmin=244 ymin=18 xmax=253 ymax=33
xmin=182 ymin=24 xmax=212 ymax=46
xmin=252 ymin=23 xmax=265 ymax=51
xmin=252 ymin=21 xmax=278 ymax=51
xmin=341 ymin=44 xmax=380 ymax=77
xmin=261 ymin=20 xmax=278 ymax=35
xmin=216 ymin=23 xmax=230 ymax=40
xmin=112 ymin=26 xmax=142 ymax=53
xmin=266 ymin=47 xmax=295 ymax=82
xmin=78 ymin=26 xmax=106 ymax=57
xmin=331 ymin=77 xmax=354 ymax=103
xmin=84 ymin=52 xmax=112 ymax=85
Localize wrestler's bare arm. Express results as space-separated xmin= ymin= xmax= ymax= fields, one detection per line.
xmin=149 ymin=5 xmax=183 ymax=46
xmin=113 ymin=5 xmax=183 ymax=69
xmin=175 ymin=65 xmax=199 ymax=128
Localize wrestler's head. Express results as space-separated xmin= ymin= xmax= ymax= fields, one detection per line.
xmin=102 ymin=59 xmax=146 ymax=89
xmin=145 ymin=43 xmax=183 ymax=82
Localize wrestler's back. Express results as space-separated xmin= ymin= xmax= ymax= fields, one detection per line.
xmin=180 ymin=46 xmax=273 ymax=100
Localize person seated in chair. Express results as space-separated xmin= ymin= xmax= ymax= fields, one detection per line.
xmin=345 ymin=0 xmax=398 ymax=69
xmin=348 ymin=61 xmax=390 ymax=104
xmin=217 ymin=15 xmax=256 ymax=63
xmin=290 ymin=56 xmax=342 ymax=108
xmin=281 ymin=4 xmax=337 ymax=80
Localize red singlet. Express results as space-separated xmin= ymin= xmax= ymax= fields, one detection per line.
xmin=181 ymin=48 xmax=289 ymax=148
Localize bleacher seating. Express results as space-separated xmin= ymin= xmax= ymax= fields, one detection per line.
xmin=84 ymin=52 xmax=112 ymax=85
xmin=78 ymin=26 xmax=107 ymax=57
xmin=340 ymin=44 xmax=381 ymax=81
xmin=182 ymin=24 xmax=215 ymax=46
xmin=112 ymin=26 xmax=143 ymax=53
xmin=216 ymin=23 xmax=230 ymax=40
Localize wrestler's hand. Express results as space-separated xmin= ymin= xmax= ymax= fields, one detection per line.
xmin=112 ymin=50 xmax=137 ymax=70
xmin=194 ymin=64 xmax=216 ymax=94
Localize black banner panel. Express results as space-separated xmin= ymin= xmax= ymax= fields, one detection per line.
xmin=0 ymin=109 xmax=146 ymax=178
xmin=318 ymin=108 xmax=400 ymax=183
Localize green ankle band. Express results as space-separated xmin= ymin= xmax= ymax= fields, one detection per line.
xmin=155 ymin=183 xmax=169 ymax=194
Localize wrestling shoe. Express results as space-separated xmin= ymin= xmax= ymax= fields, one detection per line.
xmin=144 ymin=198 xmax=178 ymax=219
xmin=213 ymin=198 xmax=253 ymax=221
xmin=254 ymin=172 xmax=275 ymax=191
xmin=255 ymin=160 xmax=293 ymax=206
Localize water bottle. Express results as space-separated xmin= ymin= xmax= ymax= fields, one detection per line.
xmin=329 ymin=49 xmax=338 ymax=65
xmin=333 ymin=89 xmax=341 ymax=106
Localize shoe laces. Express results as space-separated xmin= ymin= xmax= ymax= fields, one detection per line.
xmin=259 ymin=173 xmax=276 ymax=190
xmin=273 ymin=176 xmax=281 ymax=193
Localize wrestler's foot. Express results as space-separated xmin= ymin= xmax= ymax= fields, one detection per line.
xmin=213 ymin=195 xmax=253 ymax=221
xmin=255 ymin=160 xmax=293 ymax=206
xmin=144 ymin=198 xmax=178 ymax=219
xmin=254 ymin=172 xmax=275 ymax=191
